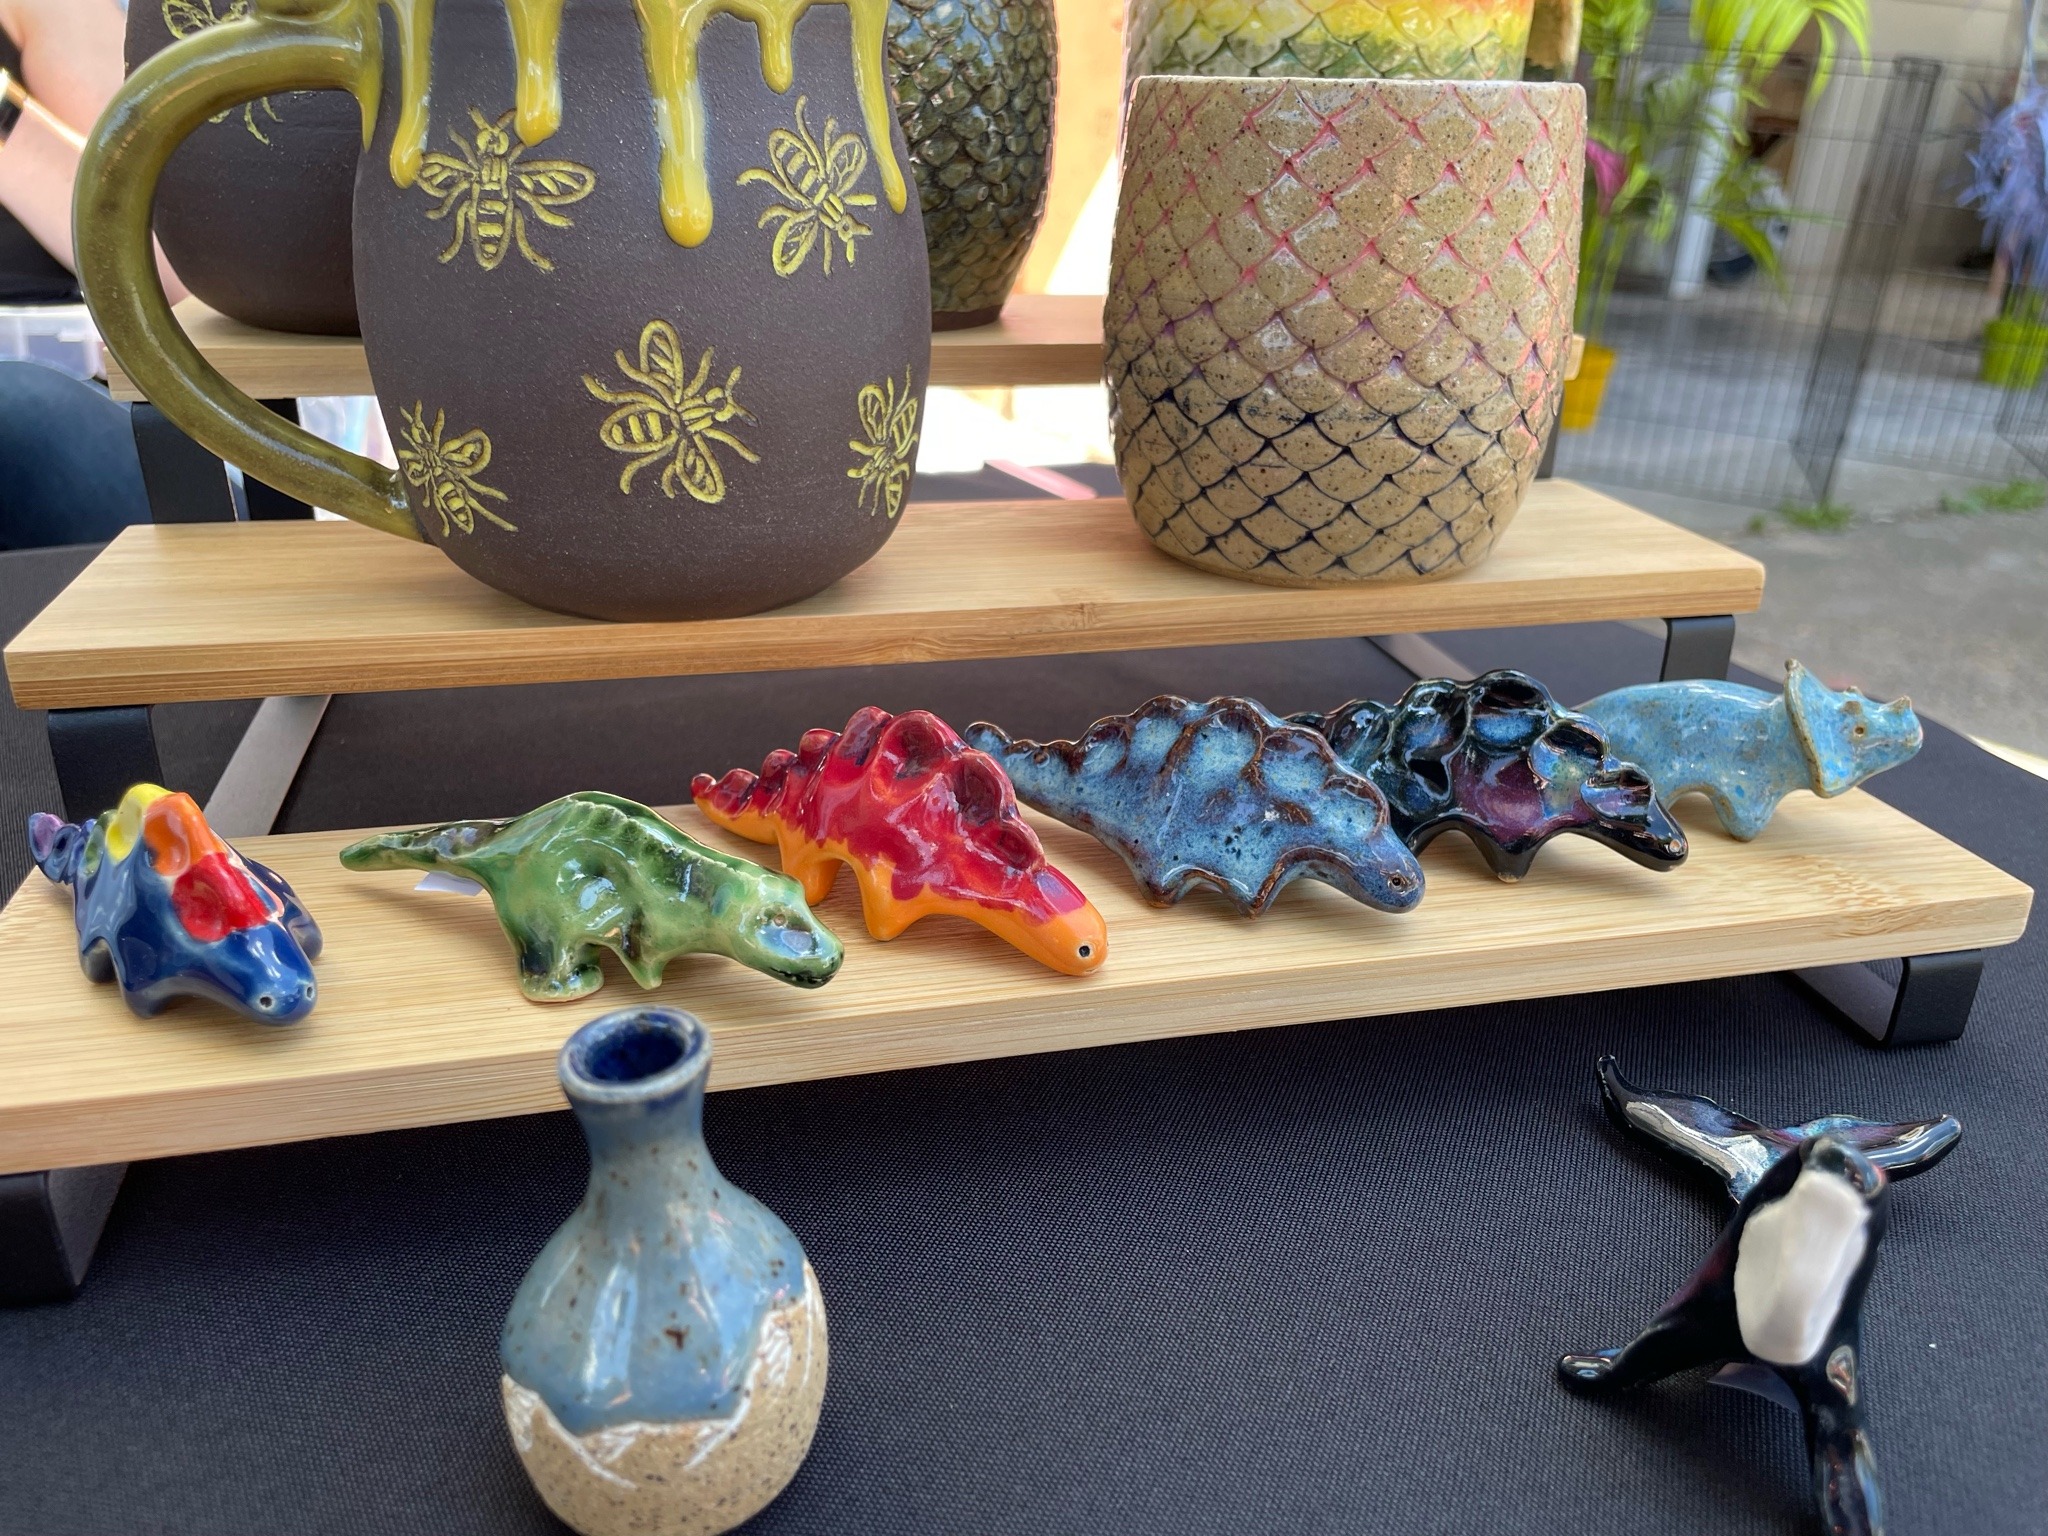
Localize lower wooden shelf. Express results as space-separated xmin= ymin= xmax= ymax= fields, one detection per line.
xmin=0 ymin=792 xmax=2027 ymax=1176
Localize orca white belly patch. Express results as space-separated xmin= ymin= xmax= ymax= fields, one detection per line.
xmin=1734 ymin=1167 xmax=1870 ymax=1365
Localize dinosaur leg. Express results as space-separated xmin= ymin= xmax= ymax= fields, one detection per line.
xmin=513 ymin=931 xmax=606 ymax=1003
xmin=1795 ymin=1346 xmax=1884 ymax=1536
xmin=781 ymin=841 xmax=841 ymax=908
xmin=79 ymin=939 xmax=115 ymax=984
xmin=1558 ymin=1282 xmax=1742 ymax=1394
xmin=848 ymin=859 xmax=919 ymax=941
xmin=610 ymin=920 xmax=675 ymax=992
xmin=1711 ymin=787 xmax=1778 ymax=842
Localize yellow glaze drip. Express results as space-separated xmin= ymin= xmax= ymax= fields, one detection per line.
xmin=503 ymin=0 xmax=566 ymax=144
xmin=372 ymin=0 xmax=902 ymax=243
xmin=630 ymin=0 xmax=904 ymax=246
xmin=378 ymin=0 xmax=438 ymax=186
xmin=105 ymin=783 xmax=172 ymax=863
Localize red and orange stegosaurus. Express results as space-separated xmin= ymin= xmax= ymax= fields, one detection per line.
xmin=691 ymin=707 xmax=1107 ymax=976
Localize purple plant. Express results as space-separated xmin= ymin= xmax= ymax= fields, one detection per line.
xmin=1587 ymin=140 xmax=1628 ymax=216
xmin=1963 ymin=82 xmax=2048 ymax=294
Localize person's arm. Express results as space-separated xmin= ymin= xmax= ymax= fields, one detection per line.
xmin=0 ymin=0 xmax=187 ymax=300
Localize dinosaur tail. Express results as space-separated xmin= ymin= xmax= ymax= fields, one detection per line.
xmin=690 ymin=750 xmax=794 ymax=845
xmin=27 ymin=811 xmax=82 ymax=886
xmin=338 ymin=820 xmax=496 ymax=873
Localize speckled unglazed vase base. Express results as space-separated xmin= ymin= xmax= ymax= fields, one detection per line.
xmin=1105 ymin=77 xmax=1584 ymax=587
xmin=502 ymin=1271 xmax=827 ymax=1536
xmin=1125 ymin=0 xmax=1537 ymax=88
xmin=889 ymin=0 xmax=1055 ymax=326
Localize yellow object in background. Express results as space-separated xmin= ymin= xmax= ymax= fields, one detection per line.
xmin=1523 ymin=0 xmax=1582 ymax=78
xmin=1561 ymin=342 xmax=1615 ymax=432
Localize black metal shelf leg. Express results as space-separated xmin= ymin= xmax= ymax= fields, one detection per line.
xmin=244 ymin=400 xmax=313 ymax=522
xmin=1794 ymin=950 xmax=1985 ymax=1046
xmin=1661 ymin=614 xmax=1735 ymax=680
xmin=33 ymin=709 xmax=158 ymax=1301
xmin=47 ymin=706 xmax=164 ymax=824
xmin=130 ymin=402 xmax=237 ymax=524
xmin=0 ymin=1165 xmax=128 ymax=1306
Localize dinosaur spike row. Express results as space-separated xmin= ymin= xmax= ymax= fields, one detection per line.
xmin=964 ymin=697 xmax=1425 ymax=918
xmin=29 ymin=784 xmax=322 ymax=1023
xmin=691 ymin=707 xmax=1108 ymax=976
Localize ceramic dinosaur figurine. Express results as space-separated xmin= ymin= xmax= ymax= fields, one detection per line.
xmin=339 ymin=792 xmax=842 ymax=1001
xmin=29 ymin=783 xmax=322 ymax=1023
xmin=1576 ymin=661 xmax=1922 ymax=840
xmin=964 ymin=696 xmax=1425 ymax=918
xmin=1289 ymin=671 xmax=1687 ymax=881
xmin=1597 ymin=1055 xmax=1961 ymax=1202
xmin=1559 ymin=1134 xmax=1895 ymax=1536
xmin=692 ymin=708 xmax=1108 ymax=976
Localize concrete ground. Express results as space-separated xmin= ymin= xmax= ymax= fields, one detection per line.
xmin=1597 ymin=474 xmax=2048 ymax=758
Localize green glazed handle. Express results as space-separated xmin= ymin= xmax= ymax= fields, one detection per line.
xmin=74 ymin=0 xmax=421 ymax=541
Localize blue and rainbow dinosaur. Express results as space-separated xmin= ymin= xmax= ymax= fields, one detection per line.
xmin=29 ymin=784 xmax=322 ymax=1024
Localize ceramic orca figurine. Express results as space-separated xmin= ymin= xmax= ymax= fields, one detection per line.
xmin=1598 ymin=1055 xmax=1961 ymax=1202
xmin=1289 ymin=670 xmax=1687 ymax=881
xmin=29 ymin=783 xmax=322 ymax=1023
xmin=1560 ymin=1134 xmax=1891 ymax=1536
xmin=1576 ymin=661 xmax=1921 ymax=840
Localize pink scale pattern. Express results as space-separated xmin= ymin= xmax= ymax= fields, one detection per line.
xmin=1104 ymin=77 xmax=1585 ymax=587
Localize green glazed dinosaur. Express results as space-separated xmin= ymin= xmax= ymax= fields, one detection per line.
xmin=339 ymin=792 xmax=844 ymax=1002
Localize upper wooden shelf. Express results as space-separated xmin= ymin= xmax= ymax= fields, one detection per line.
xmin=5 ymin=482 xmax=1762 ymax=709
xmin=0 ymin=791 xmax=2026 ymax=1175
xmin=103 ymin=293 xmax=1105 ymax=401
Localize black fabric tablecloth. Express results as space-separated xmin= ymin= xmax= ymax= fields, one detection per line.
xmin=0 ymin=607 xmax=2041 ymax=1534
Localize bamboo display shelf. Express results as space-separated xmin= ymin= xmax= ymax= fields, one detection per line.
xmin=0 ymin=790 xmax=2027 ymax=1175
xmin=5 ymin=482 xmax=1762 ymax=709
xmin=103 ymin=293 xmax=1107 ymax=401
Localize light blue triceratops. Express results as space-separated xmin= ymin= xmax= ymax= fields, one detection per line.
xmin=1576 ymin=661 xmax=1921 ymax=840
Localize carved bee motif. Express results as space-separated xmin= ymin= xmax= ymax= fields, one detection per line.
xmin=847 ymin=369 xmax=920 ymax=519
xmin=162 ymin=0 xmax=282 ymax=143
xmin=585 ymin=320 xmax=760 ymax=505
xmin=395 ymin=403 xmax=515 ymax=536
xmin=737 ymin=95 xmax=877 ymax=277
xmin=414 ymin=107 xmax=596 ymax=273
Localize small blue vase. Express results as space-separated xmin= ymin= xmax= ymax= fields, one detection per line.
xmin=500 ymin=1008 xmax=827 ymax=1536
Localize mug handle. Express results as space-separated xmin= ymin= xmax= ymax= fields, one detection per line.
xmin=73 ymin=0 xmax=420 ymax=541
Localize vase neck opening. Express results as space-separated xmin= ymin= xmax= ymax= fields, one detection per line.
xmin=559 ymin=1007 xmax=713 ymax=1155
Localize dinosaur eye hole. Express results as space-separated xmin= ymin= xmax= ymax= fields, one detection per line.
xmin=1852 ymin=723 xmax=1867 ymax=737
xmin=1077 ymin=944 xmax=1093 ymax=959
xmin=1388 ymin=871 xmax=1412 ymax=890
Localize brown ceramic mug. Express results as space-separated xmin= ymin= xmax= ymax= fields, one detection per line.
xmin=125 ymin=0 xmax=360 ymax=334
xmin=1105 ymin=75 xmax=1584 ymax=587
xmin=79 ymin=0 xmax=931 ymax=622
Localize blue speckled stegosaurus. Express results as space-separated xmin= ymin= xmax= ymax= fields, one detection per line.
xmin=965 ymin=696 xmax=1424 ymax=917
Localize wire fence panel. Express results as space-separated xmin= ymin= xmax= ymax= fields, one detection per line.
xmin=1555 ymin=51 xmax=2036 ymax=509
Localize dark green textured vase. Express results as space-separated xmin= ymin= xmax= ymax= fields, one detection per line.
xmin=887 ymin=0 xmax=1055 ymax=329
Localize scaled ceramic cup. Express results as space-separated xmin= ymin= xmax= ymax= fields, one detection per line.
xmin=888 ymin=0 xmax=1056 ymax=328
xmin=501 ymin=1008 xmax=826 ymax=1536
xmin=1105 ymin=76 xmax=1584 ymax=587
